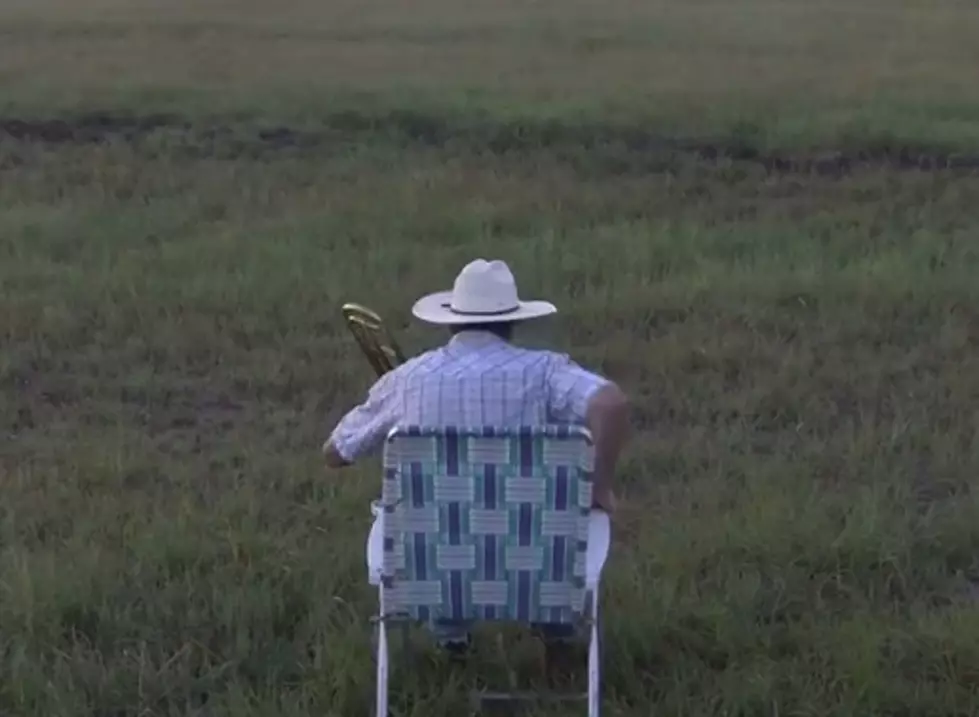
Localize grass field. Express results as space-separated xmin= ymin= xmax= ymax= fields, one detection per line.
xmin=3 ymin=0 xmax=979 ymax=715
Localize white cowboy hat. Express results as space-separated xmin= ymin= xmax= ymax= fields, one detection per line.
xmin=411 ymin=259 xmax=557 ymax=325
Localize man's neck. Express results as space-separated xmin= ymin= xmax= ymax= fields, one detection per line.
xmin=448 ymin=328 xmax=512 ymax=349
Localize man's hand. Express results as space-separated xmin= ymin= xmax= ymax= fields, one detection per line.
xmin=593 ymin=487 xmax=619 ymax=514
xmin=323 ymin=441 xmax=351 ymax=469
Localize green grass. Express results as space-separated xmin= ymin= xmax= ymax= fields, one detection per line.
xmin=3 ymin=1 xmax=979 ymax=715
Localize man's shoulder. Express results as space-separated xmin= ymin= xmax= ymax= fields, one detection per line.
xmin=541 ymin=349 xmax=609 ymax=384
xmin=486 ymin=344 xmax=571 ymax=371
xmin=385 ymin=347 xmax=448 ymax=379
xmin=500 ymin=346 xmax=605 ymax=382
xmin=517 ymin=347 xmax=578 ymax=367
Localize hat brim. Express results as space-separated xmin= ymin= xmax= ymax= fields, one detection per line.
xmin=411 ymin=291 xmax=557 ymax=325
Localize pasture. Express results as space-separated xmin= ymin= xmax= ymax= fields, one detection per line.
xmin=3 ymin=0 xmax=979 ymax=714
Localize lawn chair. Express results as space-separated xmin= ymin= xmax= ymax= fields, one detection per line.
xmin=366 ymin=424 xmax=610 ymax=716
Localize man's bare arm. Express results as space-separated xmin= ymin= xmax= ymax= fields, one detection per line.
xmin=584 ymin=382 xmax=630 ymax=510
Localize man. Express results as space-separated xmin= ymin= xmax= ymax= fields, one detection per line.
xmin=323 ymin=258 xmax=630 ymax=655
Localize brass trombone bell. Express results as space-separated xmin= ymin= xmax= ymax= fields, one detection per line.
xmin=341 ymin=303 xmax=407 ymax=378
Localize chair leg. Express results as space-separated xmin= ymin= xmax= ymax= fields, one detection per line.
xmin=371 ymin=501 xmax=389 ymax=717
xmin=587 ymin=592 xmax=601 ymax=717
xmin=376 ymin=618 xmax=389 ymax=717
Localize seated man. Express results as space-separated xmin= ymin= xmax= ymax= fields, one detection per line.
xmin=323 ymin=258 xmax=631 ymax=655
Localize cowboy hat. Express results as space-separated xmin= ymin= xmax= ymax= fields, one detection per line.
xmin=411 ymin=259 xmax=557 ymax=325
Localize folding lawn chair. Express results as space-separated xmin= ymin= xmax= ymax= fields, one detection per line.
xmin=366 ymin=424 xmax=610 ymax=716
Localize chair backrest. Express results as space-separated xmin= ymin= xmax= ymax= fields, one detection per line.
xmin=380 ymin=425 xmax=594 ymax=626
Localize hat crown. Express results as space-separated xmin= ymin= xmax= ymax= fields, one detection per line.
xmin=449 ymin=259 xmax=520 ymax=315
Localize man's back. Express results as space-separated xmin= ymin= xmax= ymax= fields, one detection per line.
xmin=329 ymin=329 xmax=608 ymax=463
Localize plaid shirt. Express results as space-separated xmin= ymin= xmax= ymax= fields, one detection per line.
xmin=329 ymin=330 xmax=610 ymax=462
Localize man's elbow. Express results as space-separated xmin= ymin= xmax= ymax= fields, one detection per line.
xmin=323 ymin=442 xmax=352 ymax=468
xmin=597 ymin=382 xmax=629 ymax=412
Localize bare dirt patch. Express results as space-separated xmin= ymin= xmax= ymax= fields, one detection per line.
xmin=3 ymin=111 xmax=979 ymax=176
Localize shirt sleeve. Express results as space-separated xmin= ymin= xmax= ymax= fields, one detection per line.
xmin=327 ymin=373 xmax=399 ymax=463
xmin=545 ymin=353 xmax=610 ymax=425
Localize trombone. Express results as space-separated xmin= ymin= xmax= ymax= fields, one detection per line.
xmin=341 ymin=303 xmax=407 ymax=378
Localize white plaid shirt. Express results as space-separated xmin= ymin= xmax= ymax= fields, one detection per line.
xmin=329 ymin=330 xmax=610 ymax=462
